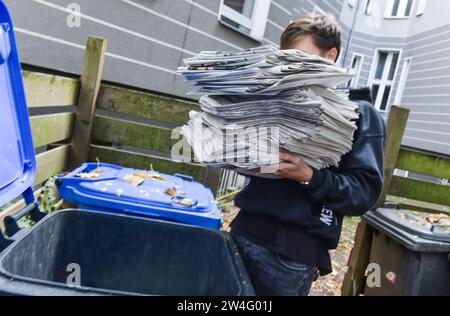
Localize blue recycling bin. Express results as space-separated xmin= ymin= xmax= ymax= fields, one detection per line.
xmin=0 ymin=1 xmax=254 ymax=296
xmin=56 ymin=163 xmax=222 ymax=229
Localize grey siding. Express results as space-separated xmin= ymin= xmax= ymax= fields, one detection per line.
xmin=5 ymin=0 xmax=290 ymax=98
xmin=4 ymin=0 xmax=450 ymax=156
xmin=400 ymin=21 xmax=450 ymax=156
xmin=340 ymin=0 xmax=450 ymax=156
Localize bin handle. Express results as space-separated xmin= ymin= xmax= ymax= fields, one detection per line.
xmin=174 ymin=174 xmax=194 ymax=182
xmin=3 ymin=202 xmax=46 ymax=237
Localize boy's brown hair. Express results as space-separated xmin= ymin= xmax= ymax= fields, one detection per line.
xmin=280 ymin=13 xmax=342 ymax=58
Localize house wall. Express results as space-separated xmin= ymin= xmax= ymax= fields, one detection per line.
xmin=4 ymin=0 xmax=450 ymax=155
xmin=4 ymin=0 xmax=292 ymax=98
xmin=337 ymin=0 xmax=450 ymax=155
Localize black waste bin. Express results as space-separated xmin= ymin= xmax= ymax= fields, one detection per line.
xmin=0 ymin=210 xmax=255 ymax=296
xmin=364 ymin=208 xmax=450 ymax=296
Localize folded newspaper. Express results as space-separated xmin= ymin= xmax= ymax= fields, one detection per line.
xmin=177 ymin=45 xmax=359 ymax=172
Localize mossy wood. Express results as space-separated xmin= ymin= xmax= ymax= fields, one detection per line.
xmin=386 ymin=196 xmax=449 ymax=215
xmin=376 ymin=106 xmax=410 ymax=208
xmin=341 ymin=220 xmax=374 ymax=296
xmin=389 ymin=176 xmax=450 ymax=206
xmin=23 ymin=71 xmax=79 ymax=107
xmin=69 ymin=37 xmax=108 ymax=169
xmin=396 ymin=148 xmax=450 ymax=180
xmin=30 ymin=113 xmax=74 ymax=148
xmin=92 ymin=116 xmax=175 ymax=153
xmin=90 ymin=145 xmax=208 ymax=183
xmin=96 ymin=84 xmax=200 ymax=125
xmin=35 ymin=145 xmax=70 ymax=186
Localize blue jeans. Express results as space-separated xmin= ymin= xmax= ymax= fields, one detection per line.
xmin=231 ymin=231 xmax=318 ymax=296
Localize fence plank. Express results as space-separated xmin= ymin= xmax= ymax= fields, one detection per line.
xmin=23 ymin=71 xmax=79 ymax=107
xmin=389 ymin=176 xmax=450 ymax=206
xmin=30 ymin=113 xmax=74 ymax=148
xmin=343 ymin=107 xmax=409 ymax=297
xmin=341 ymin=220 xmax=373 ymax=296
xmin=97 ymin=84 xmax=200 ymax=125
xmin=90 ymin=145 xmax=208 ymax=183
xmin=376 ymin=106 xmax=410 ymax=208
xmin=386 ymin=195 xmax=450 ymax=215
xmin=92 ymin=116 xmax=174 ymax=153
xmin=35 ymin=145 xmax=70 ymax=186
xmin=396 ymin=148 xmax=450 ymax=180
xmin=68 ymin=37 xmax=108 ymax=169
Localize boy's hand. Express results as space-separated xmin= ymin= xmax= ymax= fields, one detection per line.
xmin=274 ymin=152 xmax=314 ymax=183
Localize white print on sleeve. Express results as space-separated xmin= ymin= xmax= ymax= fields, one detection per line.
xmin=320 ymin=207 xmax=335 ymax=226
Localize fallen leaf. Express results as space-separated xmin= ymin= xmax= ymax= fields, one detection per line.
xmin=165 ymin=188 xmax=177 ymax=196
xmin=134 ymin=172 xmax=165 ymax=181
xmin=427 ymin=214 xmax=442 ymax=224
xmin=174 ymin=198 xmax=194 ymax=207
xmin=76 ymin=173 xmax=100 ymax=179
xmin=123 ymin=174 xmax=145 ymax=187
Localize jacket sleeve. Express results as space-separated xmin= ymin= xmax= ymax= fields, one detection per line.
xmin=305 ymin=105 xmax=386 ymax=216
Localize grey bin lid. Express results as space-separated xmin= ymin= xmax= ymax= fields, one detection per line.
xmin=364 ymin=208 xmax=450 ymax=253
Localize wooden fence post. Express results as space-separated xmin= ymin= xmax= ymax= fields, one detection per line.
xmin=376 ymin=106 xmax=410 ymax=208
xmin=341 ymin=220 xmax=373 ymax=296
xmin=203 ymin=167 xmax=222 ymax=197
xmin=341 ymin=105 xmax=410 ymax=296
xmin=68 ymin=37 xmax=108 ymax=169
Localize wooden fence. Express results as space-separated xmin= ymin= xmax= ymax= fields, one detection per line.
xmin=0 ymin=36 xmax=222 ymax=227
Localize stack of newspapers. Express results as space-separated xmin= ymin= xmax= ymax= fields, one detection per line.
xmin=177 ymin=45 xmax=360 ymax=171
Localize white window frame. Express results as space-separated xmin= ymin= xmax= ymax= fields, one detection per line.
xmin=394 ymin=57 xmax=412 ymax=105
xmin=348 ymin=53 xmax=365 ymax=88
xmin=384 ymin=0 xmax=415 ymax=19
xmin=313 ymin=6 xmax=326 ymax=15
xmin=218 ymin=0 xmax=271 ymax=42
xmin=368 ymin=48 xmax=402 ymax=111
xmin=365 ymin=0 xmax=374 ymax=15
xmin=416 ymin=0 xmax=427 ymax=16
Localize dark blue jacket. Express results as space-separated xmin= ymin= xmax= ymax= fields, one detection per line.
xmin=231 ymin=92 xmax=386 ymax=263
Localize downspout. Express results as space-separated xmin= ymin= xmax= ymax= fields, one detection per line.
xmin=342 ymin=0 xmax=362 ymax=68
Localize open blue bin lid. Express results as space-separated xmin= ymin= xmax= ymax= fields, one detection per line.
xmin=0 ymin=1 xmax=36 ymax=208
xmin=57 ymin=163 xmax=222 ymax=229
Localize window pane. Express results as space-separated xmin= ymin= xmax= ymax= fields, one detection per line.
xmin=224 ymin=0 xmax=255 ymax=18
xmin=388 ymin=53 xmax=399 ymax=80
xmin=221 ymin=16 xmax=251 ymax=35
xmin=381 ymin=86 xmax=392 ymax=110
xmin=404 ymin=0 xmax=414 ymax=16
xmin=372 ymin=84 xmax=380 ymax=104
xmin=351 ymin=56 xmax=360 ymax=69
xmin=375 ymin=53 xmax=388 ymax=79
xmin=365 ymin=0 xmax=373 ymax=14
xmin=391 ymin=0 xmax=400 ymax=16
